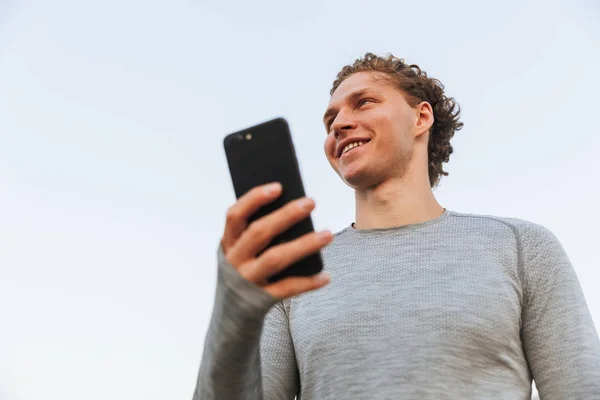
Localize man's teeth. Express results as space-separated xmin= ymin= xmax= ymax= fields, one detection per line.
xmin=342 ymin=141 xmax=366 ymax=155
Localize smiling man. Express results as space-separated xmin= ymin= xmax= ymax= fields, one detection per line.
xmin=194 ymin=53 xmax=600 ymax=399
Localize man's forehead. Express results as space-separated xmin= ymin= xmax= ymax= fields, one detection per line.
xmin=329 ymin=72 xmax=390 ymax=104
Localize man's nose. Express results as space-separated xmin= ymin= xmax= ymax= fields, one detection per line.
xmin=331 ymin=111 xmax=357 ymax=139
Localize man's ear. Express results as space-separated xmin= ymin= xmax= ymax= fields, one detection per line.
xmin=415 ymin=101 xmax=434 ymax=138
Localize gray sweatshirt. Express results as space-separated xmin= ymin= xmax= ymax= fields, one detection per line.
xmin=193 ymin=210 xmax=600 ymax=399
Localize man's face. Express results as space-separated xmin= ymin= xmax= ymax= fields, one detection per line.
xmin=323 ymin=71 xmax=420 ymax=190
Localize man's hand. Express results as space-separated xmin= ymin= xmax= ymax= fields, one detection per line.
xmin=220 ymin=182 xmax=333 ymax=300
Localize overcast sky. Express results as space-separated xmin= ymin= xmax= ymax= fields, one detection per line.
xmin=1 ymin=0 xmax=599 ymax=399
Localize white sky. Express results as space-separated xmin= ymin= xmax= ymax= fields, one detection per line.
xmin=0 ymin=0 xmax=598 ymax=399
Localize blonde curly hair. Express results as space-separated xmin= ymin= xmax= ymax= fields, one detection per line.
xmin=330 ymin=53 xmax=464 ymax=188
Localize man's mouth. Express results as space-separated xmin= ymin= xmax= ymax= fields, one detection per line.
xmin=340 ymin=140 xmax=370 ymax=157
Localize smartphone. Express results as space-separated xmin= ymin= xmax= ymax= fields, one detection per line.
xmin=223 ymin=117 xmax=324 ymax=283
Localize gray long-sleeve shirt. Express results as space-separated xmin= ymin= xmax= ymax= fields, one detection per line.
xmin=194 ymin=210 xmax=600 ymax=399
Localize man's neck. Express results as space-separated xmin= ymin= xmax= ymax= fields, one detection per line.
xmin=353 ymin=175 xmax=444 ymax=230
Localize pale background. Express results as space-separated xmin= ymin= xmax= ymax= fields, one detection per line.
xmin=0 ymin=0 xmax=598 ymax=399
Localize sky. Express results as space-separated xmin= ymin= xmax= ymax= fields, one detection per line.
xmin=0 ymin=0 xmax=599 ymax=399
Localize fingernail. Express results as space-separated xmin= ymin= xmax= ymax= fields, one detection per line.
xmin=317 ymin=271 xmax=330 ymax=283
xmin=263 ymin=182 xmax=281 ymax=195
xmin=317 ymin=230 xmax=333 ymax=242
xmin=297 ymin=198 xmax=314 ymax=210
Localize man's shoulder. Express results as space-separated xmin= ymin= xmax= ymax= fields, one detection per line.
xmin=447 ymin=210 xmax=558 ymax=244
xmin=448 ymin=210 xmax=541 ymax=228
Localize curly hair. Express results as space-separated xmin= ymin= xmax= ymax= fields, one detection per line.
xmin=330 ymin=53 xmax=463 ymax=188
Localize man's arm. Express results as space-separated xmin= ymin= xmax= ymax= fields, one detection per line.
xmin=193 ymin=248 xmax=299 ymax=400
xmin=518 ymin=223 xmax=600 ymax=399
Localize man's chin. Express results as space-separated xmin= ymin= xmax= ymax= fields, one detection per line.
xmin=340 ymin=168 xmax=378 ymax=191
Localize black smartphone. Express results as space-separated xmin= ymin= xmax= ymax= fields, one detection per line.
xmin=223 ymin=117 xmax=324 ymax=283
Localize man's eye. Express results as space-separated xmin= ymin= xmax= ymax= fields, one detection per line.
xmin=358 ymin=98 xmax=373 ymax=107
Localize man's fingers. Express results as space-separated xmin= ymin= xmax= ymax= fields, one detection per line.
xmin=220 ymin=182 xmax=282 ymax=252
xmin=227 ymin=197 xmax=316 ymax=265
xmin=238 ymin=230 xmax=333 ymax=284
xmin=263 ymin=272 xmax=331 ymax=300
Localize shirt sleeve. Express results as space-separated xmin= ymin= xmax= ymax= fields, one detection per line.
xmin=518 ymin=222 xmax=600 ymax=399
xmin=192 ymin=247 xmax=298 ymax=400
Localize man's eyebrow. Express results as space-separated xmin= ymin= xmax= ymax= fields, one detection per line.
xmin=323 ymin=89 xmax=373 ymax=126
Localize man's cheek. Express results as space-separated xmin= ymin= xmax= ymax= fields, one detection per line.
xmin=324 ymin=138 xmax=335 ymax=157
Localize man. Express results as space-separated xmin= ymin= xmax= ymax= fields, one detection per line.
xmin=193 ymin=53 xmax=600 ymax=399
